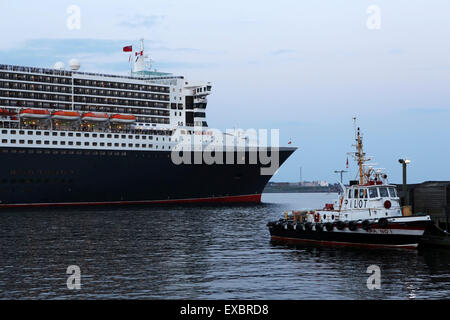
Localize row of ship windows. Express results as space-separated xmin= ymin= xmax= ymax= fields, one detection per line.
xmin=1 ymin=99 xmax=70 ymax=109
xmin=0 ymin=90 xmax=72 ymax=102
xmin=1 ymin=130 xmax=171 ymax=140
xmin=74 ymin=88 xmax=168 ymax=100
xmin=0 ymin=92 xmax=170 ymax=107
xmin=10 ymin=168 xmax=75 ymax=176
xmin=0 ymin=81 xmax=72 ymax=93
xmin=0 ymin=84 xmax=169 ymax=102
xmin=0 ymin=72 xmax=170 ymax=93
xmin=194 ymin=112 xmax=206 ymax=118
xmin=137 ymin=117 xmax=169 ymax=124
xmin=73 ymin=79 xmax=169 ymax=93
xmin=73 ymin=96 xmax=170 ymax=107
xmin=2 ymin=148 xmax=170 ymax=158
xmin=2 ymin=179 xmax=74 ymax=186
xmin=0 ymin=72 xmax=72 ymax=84
xmin=170 ymin=103 xmax=186 ymax=110
xmin=74 ymin=105 xmax=170 ymax=117
xmin=1 ymin=139 xmax=165 ymax=149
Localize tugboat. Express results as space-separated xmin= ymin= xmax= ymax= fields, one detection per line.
xmin=267 ymin=125 xmax=431 ymax=249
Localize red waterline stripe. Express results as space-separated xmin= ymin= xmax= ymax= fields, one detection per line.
xmin=270 ymin=235 xmax=418 ymax=250
xmin=355 ymin=224 xmax=426 ymax=231
xmin=0 ymin=194 xmax=262 ymax=208
xmin=384 ymin=224 xmax=426 ymax=231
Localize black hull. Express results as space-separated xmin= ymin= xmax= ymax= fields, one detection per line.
xmin=0 ymin=147 xmax=296 ymax=206
xmin=268 ymin=221 xmax=429 ymax=249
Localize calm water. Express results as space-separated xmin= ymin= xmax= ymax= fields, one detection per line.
xmin=0 ymin=193 xmax=448 ymax=300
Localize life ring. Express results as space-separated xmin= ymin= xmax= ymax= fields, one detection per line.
xmin=325 ymin=222 xmax=334 ymax=232
xmin=378 ymin=218 xmax=389 ymax=229
xmin=305 ymin=222 xmax=313 ymax=231
xmin=336 ymin=221 xmax=346 ymax=230
xmin=348 ymin=221 xmax=358 ymax=231
xmin=362 ymin=220 xmax=371 ymax=231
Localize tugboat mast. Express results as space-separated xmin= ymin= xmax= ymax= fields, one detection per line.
xmin=356 ymin=128 xmax=365 ymax=185
xmin=349 ymin=119 xmax=371 ymax=185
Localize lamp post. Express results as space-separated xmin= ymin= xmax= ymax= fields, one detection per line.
xmin=398 ymin=159 xmax=411 ymax=206
xmin=334 ymin=170 xmax=348 ymax=184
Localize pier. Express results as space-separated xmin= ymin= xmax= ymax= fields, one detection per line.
xmin=397 ymin=181 xmax=450 ymax=231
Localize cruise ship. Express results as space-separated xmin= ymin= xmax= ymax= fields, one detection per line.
xmin=0 ymin=40 xmax=296 ymax=207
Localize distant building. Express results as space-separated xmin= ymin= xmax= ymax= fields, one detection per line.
xmin=318 ymin=181 xmax=329 ymax=187
xmin=299 ymin=181 xmax=329 ymax=187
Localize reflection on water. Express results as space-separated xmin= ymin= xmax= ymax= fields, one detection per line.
xmin=0 ymin=193 xmax=448 ymax=299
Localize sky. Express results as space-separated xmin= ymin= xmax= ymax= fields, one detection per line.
xmin=0 ymin=0 xmax=449 ymax=184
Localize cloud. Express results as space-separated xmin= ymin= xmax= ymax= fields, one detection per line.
xmin=0 ymin=38 xmax=220 ymax=74
xmin=0 ymin=38 xmax=139 ymax=70
xmin=0 ymin=38 xmax=142 ymax=57
xmin=117 ymin=14 xmax=164 ymax=29
xmin=271 ymin=49 xmax=296 ymax=56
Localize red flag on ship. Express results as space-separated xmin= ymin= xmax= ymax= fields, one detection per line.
xmin=123 ymin=46 xmax=133 ymax=52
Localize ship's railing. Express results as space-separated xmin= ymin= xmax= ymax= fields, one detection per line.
xmin=0 ymin=64 xmax=72 ymax=77
xmin=0 ymin=120 xmax=174 ymax=136
xmin=0 ymin=64 xmax=182 ymax=85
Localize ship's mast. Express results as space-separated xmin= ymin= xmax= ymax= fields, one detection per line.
xmin=132 ymin=38 xmax=147 ymax=73
xmin=356 ymin=127 xmax=365 ymax=185
xmin=349 ymin=118 xmax=371 ymax=185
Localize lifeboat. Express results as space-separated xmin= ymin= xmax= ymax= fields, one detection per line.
xmin=19 ymin=108 xmax=51 ymax=119
xmin=52 ymin=111 xmax=81 ymax=121
xmin=81 ymin=112 xmax=109 ymax=122
xmin=110 ymin=114 xmax=136 ymax=124
xmin=0 ymin=109 xmax=17 ymax=117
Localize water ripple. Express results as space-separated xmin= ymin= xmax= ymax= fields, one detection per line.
xmin=0 ymin=193 xmax=448 ymax=299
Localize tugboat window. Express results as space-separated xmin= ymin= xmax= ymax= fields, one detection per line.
xmin=369 ymin=188 xmax=378 ymax=198
xmin=388 ymin=187 xmax=397 ymax=198
xmin=379 ymin=187 xmax=389 ymax=198
xmin=359 ymin=189 xmax=368 ymax=199
xmin=354 ymin=189 xmax=359 ymax=198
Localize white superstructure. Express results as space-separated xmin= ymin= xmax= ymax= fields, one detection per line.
xmin=0 ymin=39 xmax=219 ymax=150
